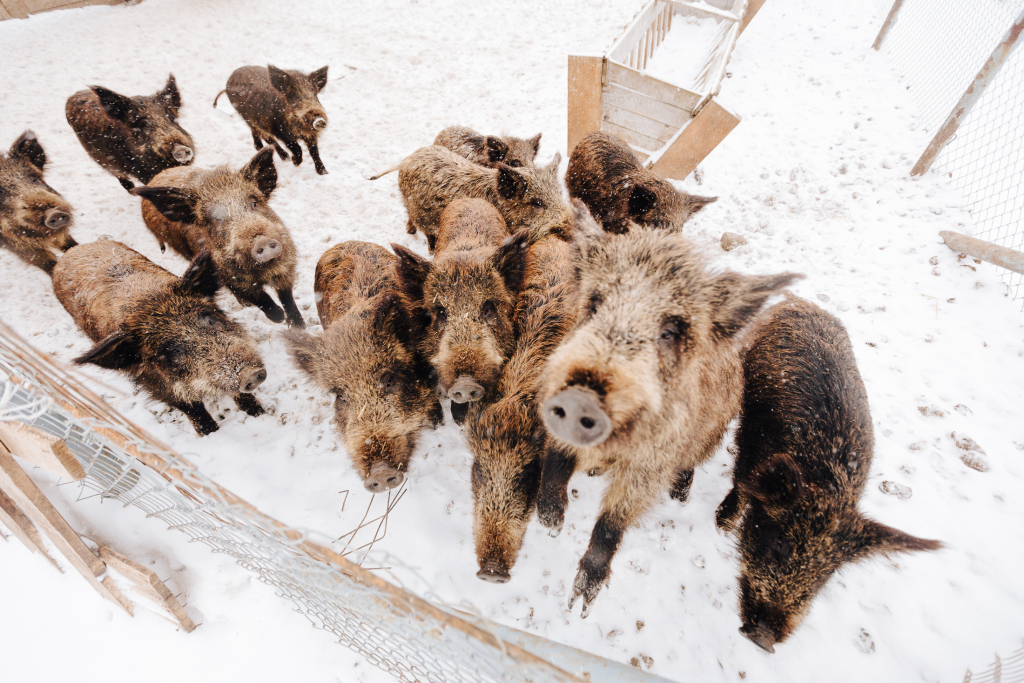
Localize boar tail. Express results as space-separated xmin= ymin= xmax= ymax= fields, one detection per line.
xmin=365 ymin=163 xmax=401 ymax=181
xmin=213 ymin=90 xmax=227 ymax=108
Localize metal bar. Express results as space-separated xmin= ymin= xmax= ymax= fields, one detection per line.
xmin=912 ymin=8 xmax=1024 ymax=176
xmin=940 ymin=231 xmax=1024 ymax=275
xmin=872 ymin=0 xmax=905 ymax=50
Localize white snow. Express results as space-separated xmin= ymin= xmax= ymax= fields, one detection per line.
xmin=643 ymin=13 xmax=727 ymax=92
xmin=2 ymin=0 xmax=1024 ymax=682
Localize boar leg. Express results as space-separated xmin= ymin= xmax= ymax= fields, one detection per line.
xmin=267 ymin=138 xmax=289 ymax=161
xmin=285 ymin=140 xmax=303 ymax=167
xmin=60 ymin=236 xmax=78 ymax=252
xmin=249 ymin=128 xmax=264 ymax=151
xmin=276 ymin=288 xmax=306 ymax=329
xmin=117 ymin=177 xmax=135 ymax=192
xmin=570 ymin=513 xmax=625 ymax=618
xmin=715 ymin=487 xmax=745 ymax=532
xmin=235 ymin=287 xmax=286 ymax=324
xmin=234 ymin=393 xmax=266 ymax=417
xmin=306 ymin=139 xmax=328 ymax=175
xmin=450 ymin=400 xmax=469 ymax=426
xmin=406 ymin=220 xmax=417 ymax=236
xmin=537 ymin=440 xmax=577 ymax=536
xmin=171 ymin=400 xmax=219 ymax=436
xmin=668 ymin=467 xmax=695 ymax=503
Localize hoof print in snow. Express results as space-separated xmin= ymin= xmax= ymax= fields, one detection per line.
xmin=721 ymin=232 xmax=747 ymax=251
xmin=918 ymin=405 xmax=945 ymax=418
xmin=692 ymin=555 xmax=706 ymax=569
xmin=630 ymin=654 xmax=655 ymax=669
xmin=856 ymin=628 xmax=876 ymax=654
xmin=879 ymin=480 xmax=912 ymax=499
xmin=951 ymin=431 xmax=989 ymax=472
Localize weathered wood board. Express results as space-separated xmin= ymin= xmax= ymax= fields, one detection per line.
xmin=0 ymin=420 xmax=85 ymax=481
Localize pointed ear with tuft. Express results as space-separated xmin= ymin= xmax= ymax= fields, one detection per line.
xmin=268 ymin=65 xmax=300 ymax=101
xmin=131 ymin=186 xmax=199 ymax=224
xmin=495 ymin=164 xmax=528 ymax=200
xmin=91 ymin=86 xmax=138 ymax=121
xmin=528 ymin=133 xmax=542 ymax=156
xmin=159 ymin=74 xmax=182 ymax=112
xmin=570 ymin=199 xmax=608 ymax=259
xmin=241 ymin=147 xmax=278 ymax=198
xmin=489 ymin=229 xmax=531 ymax=294
xmin=847 ymin=518 xmax=943 ymax=562
xmin=687 ymin=194 xmax=718 ymax=215
xmin=372 ymin=292 xmax=411 ymax=346
xmin=739 ymin=453 xmax=807 ymax=505
xmin=485 ymin=137 xmax=508 ymax=164
xmin=309 ymin=66 xmax=329 ymax=92
xmin=709 ymin=271 xmax=804 ymax=340
xmin=391 ymin=243 xmax=431 ymax=306
xmin=544 ymin=151 xmax=562 ymax=175
xmin=627 ymin=184 xmax=659 ymax=221
xmin=75 ymin=330 xmax=140 ymax=370
xmin=175 ymin=250 xmax=220 ymax=298
xmin=10 ymin=130 xmax=46 ymax=171
xmin=282 ymin=329 xmax=322 ymax=380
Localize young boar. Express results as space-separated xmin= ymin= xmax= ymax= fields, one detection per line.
xmin=373 ymin=146 xmax=571 ymax=251
xmin=286 ymin=241 xmax=443 ymax=492
xmin=392 ymin=199 xmax=529 ymax=425
xmin=469 ymin=236 xmax=577 ymax=583
xmin=0 ymin=131 xmax=76 ymax=273
xmin=133 ymin=147 xmax=304 ymax=328
xmin=715 ymin=296 xmax=941 ymax=653
xmin=536 ymin=206 xmax=801 ymax=617
xmin=66 ymin=75 xmax=194 ymax=192
xmin=433 ymin=125 xmax=542 ymax=169
xmin=566 ymin=131 xmax=716 ymax=234
xmin=53 ymin=241 xmax=267 ymax=436
xmin=215 ymin=65 xmax=329 ymax=175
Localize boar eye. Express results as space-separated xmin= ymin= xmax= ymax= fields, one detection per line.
xmin=433 ymin=306 xmax=447 ymax=326
xmin=481 ymin=300 xmax=497 ymax=322
xmin=379 ymin=371 xmax=401 ymax=395
xmin=157 ymin=342 xmax=186 ymax=366
xmin=508 ymin=160 xmax=523 ymax=169
xmin=587 ymin=292 xmax=602 ymax=317
xmin=530 ymin=198 xmax=546 ymax=209
xmin=658 ymin=318 xmax=688 ymax=348
xmin=332 ymin=389 xmax=348 ymax=409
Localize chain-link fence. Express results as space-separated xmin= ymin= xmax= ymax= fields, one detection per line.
xmin=874 ymin=0 xmax=1024 ymax=308
xmin=0 ymin=319 xmax=665 ymax=683
xmin=963 ymin=643 xmax=1024 ymax=683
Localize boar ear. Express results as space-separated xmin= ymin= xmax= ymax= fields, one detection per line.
xmin=159 ymin=74 xmax=182 ymax=112
xmin=10 ymin=130 xmax=46 ymax=171
xmin=241 ymin=147 xmax=278 ymax=198
xmin=627 ymin=184 xmax=658 ymax=221
xmin=686 ymin=194 xmax=717 ymax=215
xmin=528 ymin=133 xmax=542 ymax=157
xmin=485 ymin=137 xmax=508 ymax=164
xmin=131 ymin=186 xmax=199 ymax=224
xmin=571 ymin=200 xmax=607 ymax=254
xmin=740 ymin=453 xmax=806 ymax=504
xmin=175 ymin=250 xmax=221 ymax=298
xmin=847 ymin=518 xmax=943 ymax=561
xmin=391 ymin=243 xmax=431 ymax=305
xmin=75 ymin=330 xmax=140 ymax=370
xmin=544 ymin=151 xmax=562 ymax=175
xmin=282 ymin=329 xmax=322 ymax=380
xmin=268 ymin=65 xmax=300 ymax=102
xmin=91 ymin=86 xmax=138 ymax=121
xmin=488 ymin=229 xmax=530 ymax=294
xmin=709 ymin=271 xmax=804 ymax=340
xmin=309 ymin=66 xmax=329 ymax=92
xmin=372 ymin=292 xmax=413 ymax=346
xmin=495 ymin=164 xmax=528 ymax=200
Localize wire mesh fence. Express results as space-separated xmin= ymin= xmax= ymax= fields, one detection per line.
xmin=963 ymin=643 xmax=1024 ymax=683
xmin=874 ymin=0 xmax=1024 ymax=308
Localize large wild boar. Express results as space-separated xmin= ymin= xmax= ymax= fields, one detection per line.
xmin=392 ymin=199 xmax=529 ymax=425
xmin=133 ymin=147 xmax=304 ymax=328
xmin=469 ymin=235 xmax=577 ymax=583
xmin=53 ymin=241 xmax=267 ymax=436
xmin=536 ymin=206 xmax=801 ymax=617
xmin=66 ymin=75 xmax=194 ymax=192
xmin=0 ymin=131 xmax=76 ymax=273
xmin=215 ymin=65 xmax=329 ymax=175
xmin=433 ymin=126 xmax=542 ymax=169
xmin=286 ymin=241 xmax=443 ymax=492
xmin=566 ymin=131 xmax=716 ymax=234
xmin=371 ymin=146 xmax=571 ymax=251
xmin=715 ymin=296 xmax=941 ymax=653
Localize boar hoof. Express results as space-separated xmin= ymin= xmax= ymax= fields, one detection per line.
xmin=364 ymin=462 xmax=405 ymax=493
xmin=448 ymin=376 xmax=484 ymax=404
xmin=44 ymin=209 xmax=71 ymax=231
xmin=547 ymin=525 xmax=562 ymax=538
xmin=172 ymin=145 xmax=194 ymax=164
xmin=118 ymin=177 xmax=135 ymax=192
xmin=476 ymin=561 xmax=511 ymax=583
xmin=241 ymin=367 xmax=268 ymax=393
xmin=740 ymin=623 xmax=777 ymax=654
xmin=252 ymin=237 xmax=283 ymax=264
xmin=543 ymin=388 xmax=612 ymax=448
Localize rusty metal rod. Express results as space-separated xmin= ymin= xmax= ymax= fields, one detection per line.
xmin=872 ymin=0 xmax=905 ymax=50
xmin=940 ymin=230 xmax=1024 ymax=274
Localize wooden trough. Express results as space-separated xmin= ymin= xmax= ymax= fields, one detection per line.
xmin=568 ymin=0 xmax=767 ymax=180
xmin=0 ymin=0 xmax=130 ymax=21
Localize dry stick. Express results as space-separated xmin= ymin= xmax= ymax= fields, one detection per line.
xmin=346 ymin=487 xmax=407 ymax=561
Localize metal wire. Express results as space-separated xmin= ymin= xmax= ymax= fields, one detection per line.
xmin=962 ymin=643 xmax=1024 ymax=683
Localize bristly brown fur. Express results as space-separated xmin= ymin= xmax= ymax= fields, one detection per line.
xmin=433 ymin=125 xmax=542 ymax=169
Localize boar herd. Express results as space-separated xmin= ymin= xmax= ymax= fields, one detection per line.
xmin=0 ymin=57 xmax=940 ymax=653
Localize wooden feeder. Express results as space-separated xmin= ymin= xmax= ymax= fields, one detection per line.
xmin=568 ymin=0 xmax=767 ymax=180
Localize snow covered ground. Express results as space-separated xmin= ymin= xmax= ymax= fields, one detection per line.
xmin=2 ymin=0 xmax=1023 ymax=682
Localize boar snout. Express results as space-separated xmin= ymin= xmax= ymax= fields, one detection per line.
xmin=448 ymin=376 xmax=484 ymax=404
xmin=172 ymin=145 xmax=194 ymax=164
xmin=739 ymin=622 xmax=777 ymax=654
xmin=543 ymin=387 xmax=612 ymax=447
xmin=312 ymin=117 xmax=327 ymax=131
xmin=252 ymin=236 xmax=283 ymax=263
xmin=364 ymin=461 xmax=405 ymax=493
xmin=44 ymin=209 xmax=71 ymax=231
xmin=240 ymin=367 xmax=267 ymax=393
xmin=476 ymin=560 xmax=511 ymax=584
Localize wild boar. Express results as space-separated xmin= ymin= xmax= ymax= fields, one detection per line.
xmin=215 ymin=65 xmax=329 ymax=175
xmin=66 ymin=75 xmax=194 ymax=192
xmin=371 ymin=146 xmax=571 ymax=251
xmin=566 ymin=131 xmax=716 ymax=234
xmin=715 ymin=296 xmax=941 ymax=653
xmin=392 ymin=199 xmax=529 ymax=425
xmin=0 ymin=131 xmax=76 ymax=273
xmin=433 ymin=125 xmax=542 ymax=169
xmin=52 ymin=241 xmax=267 ymax=436
xmin=469 ymin=235 xmax=577 ymax=583
xmin=133 ymin=147 xmax=304 ymax=328
xmin=285 ymin=241 xmax=443 ymax=492
xmin=536 ymin=206 xmax=801 ymax=617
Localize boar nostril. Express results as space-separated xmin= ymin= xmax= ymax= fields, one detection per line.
xmin=173 ymin=145 xmax=193 ymax=164
xmin=241 ymin=367 xmax=267 ymax=392
xmin=313 ymin=117 xmax=326 ymax=131
xmin=252 ymin=237 xmax=283 ymax=263
xmin=552 ymin=406 xmax=566 ymax=418
xmin=580 ymin=417 xmax=595 ymax=429
xmin=542 ymin=387 xmax=613 ymax=448
xmin=448 ymin=376 xmax=485 ymax=404
xmin=364 ymin=462 xmax=404 ymax=492
xmin=476 ymin=561 xmax=511 ymax=583
xmin=740 ymin=623 xmax=778 ymax=654
xmin=44 ymin=209 xmax=71 ymax=230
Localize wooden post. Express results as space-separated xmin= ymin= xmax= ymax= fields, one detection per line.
xmin=912 ymin=8 xmax=1024 ymax=176
xmin=567 ymin=55 xmax=605 ymax=157
xmin=0 ymin=420 xmax=85 ymax=481
xmin=940 ymin=231 xmax=1024 ymax=274
xmin=872 ymin=0 xmax=905 ymax=50
xmin=0 ymin=0 xmax=30 ymax=19
xmin=648 ymin=99 xmax=740 ymax=180
xmin=740 ymin=0 xmax=770 ymax=35
xmin=0 ymin=489 xmax=60 ymax=568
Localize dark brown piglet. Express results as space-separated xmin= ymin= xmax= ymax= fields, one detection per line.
xmin=66 ymin=75 xmax=194 ymax=192
xmin=285 ymin=241 xmax=442 ymax=492
xmin=0 ymin=131 xmax=77 ymax=273
xmin=215 ymin=65 xmax=329 ymax=175
xmin=716 ymin=296 xmax=941 ymax=653
xmin=433 ymin=125 xmax=542 ymax=169
xmin=53 ymin=241 xmax=267 ymax=436
xmin=566 ymin=131 xmax=715 ymax=234
xmin=134 ymin=148 xmax=304 ymax=328
xmin=536 ymin=204 xmax=801 ymax=617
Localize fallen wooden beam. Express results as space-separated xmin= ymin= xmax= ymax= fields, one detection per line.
xmin=0 ymin=420 xmax=85 ymax=481
xmin=97 ymin=542 xmax=197 ymax=632
xmin=940 ymin=231 xmax=1024 ymax=275
xmin=0 ymin=488 xmax=60 ymax=569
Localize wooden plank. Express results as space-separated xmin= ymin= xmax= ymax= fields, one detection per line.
xmin=872 ymin=0 xmax=905 ymax=49
xmin=97 ymin=543 xmax=197 ymax=631
xmin=667 ymin=0 xmax=740 ymax=23
xmin=606 ymin=60 xmax=703 ymax=111
xmin=568 ymin=55 xmax=606 ymax=156
xmin=740 ymin=0 xmax=769 ymax=34
xmin=940 ymin=231 xmax=1024 ymax=274
xmin=0 ymin=444 xmax=131 ymax=613
xmin=604 ymin=105 xmax=678 ymax=144
xmin=649 ymin=98 xmax=740 ymax=179
xmin=604 ymin=82 xmax=692 ymax=128
xmin=1 ymin=0 xmax=30 ymax=18
xmin=602 ymin=120 xmax=663 ymax=154
xmin=0 ymin=4 xmax=14 ymax=20
xmin=609 ymin=1 xmax=664 ymax=64
xmin=0 ymin=420 xmax=85 ymax=481
xmin=0 ymin=489 xmax=60 ymax=569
